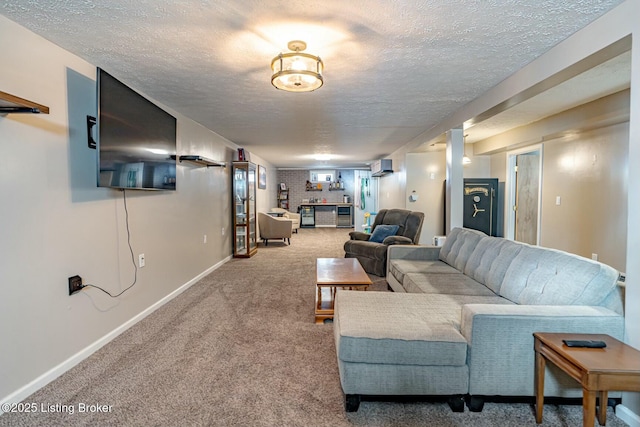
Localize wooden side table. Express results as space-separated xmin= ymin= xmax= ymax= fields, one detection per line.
xmin=533 ymin=332 xmax=640 ymax=426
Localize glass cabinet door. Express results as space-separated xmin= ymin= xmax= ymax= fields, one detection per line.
xmin=232 ymin=162 xmax=257 ymax=258
xmin=234 ymin=166 xmax=247 ymax=255
xmin=247 ymin=163 xmax=257 ymax=254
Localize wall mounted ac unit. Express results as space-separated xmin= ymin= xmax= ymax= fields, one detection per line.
xmin=371 ymin=159 xmax=393 ymax=177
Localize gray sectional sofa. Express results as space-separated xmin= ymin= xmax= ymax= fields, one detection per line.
xmin=333 ymin=227 xmax=625 ymax=412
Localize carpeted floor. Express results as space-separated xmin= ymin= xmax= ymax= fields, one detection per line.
xmin=0 ymin=228 xmax=629 ymax=426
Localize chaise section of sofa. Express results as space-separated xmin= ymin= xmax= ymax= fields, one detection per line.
xmin=334 ymin=227 xmax=625 ymax=412
xmin=334 ymin=291 xmax=511 ymax=411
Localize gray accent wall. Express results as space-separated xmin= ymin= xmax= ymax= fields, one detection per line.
xmin=276 ymin=169 xmax=356 ymax=223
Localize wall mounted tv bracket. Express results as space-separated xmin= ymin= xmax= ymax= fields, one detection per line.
xmin=87 ymin=115 xmax=96 ymax=149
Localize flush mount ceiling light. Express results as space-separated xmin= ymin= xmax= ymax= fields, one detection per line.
xmin=271 ymin=40 xmax=323 ymax=92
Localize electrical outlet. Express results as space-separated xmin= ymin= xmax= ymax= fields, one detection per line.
xmin=138 ymin=253 xmax=145 ymax=268
xmin=221 ymin=227 xmax=225 ymax=236
xmin=203 ymin=234 xmax=207 ymax=244
xmin=68 ymin=275 xmax=83 ymax=295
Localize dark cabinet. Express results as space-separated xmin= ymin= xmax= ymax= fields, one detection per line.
xmin=463 ymin=178 xmax=501 ymax=237
xmin=300 ymin=206 xmax=315 ymax=227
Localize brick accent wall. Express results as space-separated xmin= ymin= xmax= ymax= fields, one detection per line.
xmin=276 ymin=169 xmax=356 ymax=226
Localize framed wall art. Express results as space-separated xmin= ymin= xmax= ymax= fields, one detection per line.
xmin=258 ymin=165 xmax=267 ymax=189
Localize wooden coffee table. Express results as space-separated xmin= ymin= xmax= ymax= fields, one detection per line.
xmin=315 ymin=258 xmax=372 ymax=324
xmin=534 ymin=332 xmax=640 ymax=426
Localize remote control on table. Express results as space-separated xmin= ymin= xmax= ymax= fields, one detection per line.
xmin=562 ymin=339 xmax=607 ymax=348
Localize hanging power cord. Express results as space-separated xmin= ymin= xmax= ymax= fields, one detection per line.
xmin=82 ymin=189 xmax=138 ymax=298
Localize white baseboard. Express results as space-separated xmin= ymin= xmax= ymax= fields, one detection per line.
xmin=0 ymin=256 xmax=231 ymax=413
xmin=616 ymin=404 xmax=640 ymax=427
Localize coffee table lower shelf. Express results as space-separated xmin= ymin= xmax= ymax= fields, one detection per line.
xmin=315 ymin=284 xmax=369 ymax=324
xmin=315 ymin=258 xmax=372 ymax=324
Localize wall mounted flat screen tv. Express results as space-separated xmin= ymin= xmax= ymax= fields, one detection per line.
xmin=97 ymin=68 xmax=177 ymax=190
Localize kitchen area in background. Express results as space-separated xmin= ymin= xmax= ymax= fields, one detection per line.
xmin=276 ymin=169 xmax=378 ymax=230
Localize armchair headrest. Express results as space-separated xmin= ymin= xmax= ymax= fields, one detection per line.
xmin=372 ymin=208 xmax=425 ymax=244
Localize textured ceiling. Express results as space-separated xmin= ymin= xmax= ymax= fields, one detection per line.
xmin=460 ymin=50 xmax=631 ymax=146
xmin=0 ymin=0 xmax=626 ymax=168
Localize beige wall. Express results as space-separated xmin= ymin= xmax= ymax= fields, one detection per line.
xmin=484 ymin=120 xmax=629 ymax=270
xmin=627 ymin=12 xmax=640 ymax=416
xmin=406 ymin=152 xmax=446 ymax=244
xmin=490 ymin=152 xmax=508 ymax=181
xmin=377 ymin=151 xmax=407 ymax=211
xmin=481 ymin=92 xmax=630 ymax=271
xmin=0 ymin=15 xmax=271 ymax=403
xmin=540 ymin=123 xmax=628 ymax=271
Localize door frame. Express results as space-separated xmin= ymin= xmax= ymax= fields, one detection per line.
xmin=353 ymin=170 xmax=378 ymax=232
xmin=505 ymin=144 xmax=543 ymax=244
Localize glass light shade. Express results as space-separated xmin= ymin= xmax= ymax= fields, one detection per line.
xmin=271 ymin=52 xmax=324 ymax=92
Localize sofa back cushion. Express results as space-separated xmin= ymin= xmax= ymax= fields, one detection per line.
xmin=439 ymin=228 xmax=487 ymax=271
xmin=499 ymin=245 xmax=620 ymax=309
xmin=464 ymin=237 xmax=523 ymax=294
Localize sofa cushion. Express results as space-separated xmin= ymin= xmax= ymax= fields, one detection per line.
xmin=335 ymin=291 xmax=513 ymax=367
xmin=464 ymin=237 xmax=523 ymax=294
xmin=343 ymin=240 xmax=388 ymax=261
xmin=388 ymin=259 xmax=460 ymax=285
xmin=335 ymin=291 xmax=467 ymax=366
xmin=369 ymin=224 xmax=400 ymax=243
xmin=438 ymin=228 xmax=487 ymax=271
xmin=403 ymin=272 xmax=498 ymax=296
xmin=499 ymin=245 xmax=620 ymax=307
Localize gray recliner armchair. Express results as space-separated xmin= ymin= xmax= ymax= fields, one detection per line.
xmin=344 ymin=209 xmax=424 ymax=276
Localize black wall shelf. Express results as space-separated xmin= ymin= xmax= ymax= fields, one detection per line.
xmin=178 ymin=155 xmax=226 ymax=168
xmin=0 ymin=90 xmax=49 ymax=114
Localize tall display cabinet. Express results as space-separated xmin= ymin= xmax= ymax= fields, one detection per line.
xmin=232 ymin=162 xmax=258 ymax=258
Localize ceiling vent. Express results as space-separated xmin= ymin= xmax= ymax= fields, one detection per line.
xmin=371 ymin=159 xmax=393 ymax=177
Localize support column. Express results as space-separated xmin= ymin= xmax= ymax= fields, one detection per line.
xmin=445 ymin=128 xmax=464 ymax=233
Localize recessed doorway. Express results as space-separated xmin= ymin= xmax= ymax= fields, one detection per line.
xmin=506 ymin=146 xmax=542 ymax=245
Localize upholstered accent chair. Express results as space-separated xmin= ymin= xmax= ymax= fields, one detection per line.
xmin=344 ymin=209 xmax=424 ymax=276
xmin=258 ymin=212 xmax=293 ymax=245
xmin=270 ymin=207 xmax=300 ymax=233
